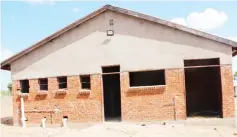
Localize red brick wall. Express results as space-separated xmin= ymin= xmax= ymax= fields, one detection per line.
xmin=221 ymin=65 xmax=235 ymax=118
xmin=12 ymin=66 xmax=235 ymax=125
xmin=12 ymin=81 xmax=21 ymax=126
xmin=120 ymin=69 xmax=186 ymax=121
xmin=12 ymin=74 xmax=103 ymax=125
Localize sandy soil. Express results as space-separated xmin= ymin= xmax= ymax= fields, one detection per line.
xmin=0 ymin=96 xmax=13 ymax=126
xmin=1 ymin=122 xmax=237 ymax=137
xmin=1 ymin=96 xmax=237 ymax=137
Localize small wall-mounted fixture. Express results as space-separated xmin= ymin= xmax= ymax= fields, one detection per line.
xmin=109 ymin=19 xmax=114 ymax=26
xmin=107 ymin=30 xmax=114 ymax=36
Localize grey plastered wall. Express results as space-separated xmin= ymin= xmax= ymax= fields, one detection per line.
xmin=11 ymin=11 xmax=232 ymax=80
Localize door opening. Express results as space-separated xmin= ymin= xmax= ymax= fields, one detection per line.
xmin=184 ymin=58 xmax=222 ymax=118
xmin=102 ymin=66 xmax=121 ymax=121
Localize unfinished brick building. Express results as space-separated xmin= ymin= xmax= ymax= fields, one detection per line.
xmin=1 ymin=5 xmax=237 ymax=126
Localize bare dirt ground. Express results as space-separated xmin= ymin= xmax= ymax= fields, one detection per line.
xmin=1 ymin=96 xmax=237 ymax=137
xmin=0 ymin=96 xmax=13 ymax=126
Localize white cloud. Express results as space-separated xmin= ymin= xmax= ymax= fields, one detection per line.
xmin=171 ymin=18 xmax=187 ymax=26
xmin=228 ymin=37 xmax=237 ymax=42
xmin=72 ymin=8 xmax=80 ymax=13
xmin=0 ymin=48 xmax=13 ymax=61
xmin=24 ymin=0 xmax=55 ymax=5
xmin=171 ymin=8 xmax=228 ymax=30
xmin=0 ymin=47 xmax=14 ymax=91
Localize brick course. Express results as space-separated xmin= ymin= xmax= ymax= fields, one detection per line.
xmin=221 ymin=65 xmax=235 ymax=118
xmin=120 ymin=69 xmax=186 ymax=121
xmin=13 ymin=74 xmax=103 ymax=125
xmin=12 ymin=66 xmax=235 ymax=125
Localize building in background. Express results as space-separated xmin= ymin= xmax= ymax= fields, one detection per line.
xmin=1 ymin=5 xmax=237 ymax=126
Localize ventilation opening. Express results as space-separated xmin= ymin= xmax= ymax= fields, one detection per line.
xmin=102 ymin=65 xmax=120 ymax=73
xmin=80 ymin=75 xmax=91 ymax=90
xmin=39 ymin=78 xmax=48 ymax=90
xmin=129 ymin=70 xmax=165 ymax=87
xmin=20 ymin=80 xmax=29 ymax=93
xmin=102 ymin=66 xmax=121 ymax=121
xmin=58 ymin=77 xmax=67 ymax=89
xmin=184 ymin=58 xmax=222 ymax=118
xmin=184 ymin=58 xmax=220 ymax=66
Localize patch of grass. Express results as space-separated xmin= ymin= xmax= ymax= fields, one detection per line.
xmin=0 ymin=90 xmax=12 ymax=97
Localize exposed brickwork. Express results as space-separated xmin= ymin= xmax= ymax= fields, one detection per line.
xmin=12 ymin=74 xmax=103 ymax=125
xmin=120 ymin=69 xmax=186 ymax=122
xmin=165 ymin=69 xmax=186 ymax=120
xmin=12 ymin=66 xmax=235 ymax=125
xmin=12 ymin=80 xmax=21 ymax=125
xmin=221 ymin=65 xmax=235 ymax=118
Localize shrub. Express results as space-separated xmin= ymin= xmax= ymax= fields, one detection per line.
xmin=7 ymin=83 xmax=12 ymax=94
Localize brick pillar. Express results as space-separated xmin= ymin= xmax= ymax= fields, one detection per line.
xmin=120 ymin=72 xmax=130 ymax=121
xmin=90 ymin=74 xmax=103 ymax=122
xmin=165 ymin=69 xmax=186 ymax=120
xmin=48 ymin=77 xmax=58 ymax=92
xmin=48 ymin=77 xmax=62 ymax=124
xmin=67 ymin=76 xmax=80 ymax=101
xmin=12 ymin=80 xmax=21 ymax=126
xmin=29 ymin=79 xmax=40 ymax=98
xmin=221 ymin=65 xmax=235 ymax=118
xmin=68 ymin=76 xmax=80 ymax=91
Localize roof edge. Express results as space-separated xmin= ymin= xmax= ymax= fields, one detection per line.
xmin=233 ymin=47 xmax=237 ymax=56
xmin=0 ymin=4 xmax=109 ymax=71
xmin=106 ymin=5 xmax=237 ymax=48
xmin=1 ymin=4 xmax=237 ymax=71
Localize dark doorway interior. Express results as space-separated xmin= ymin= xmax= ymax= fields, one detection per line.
xmin=184 ymin=58 xmax=222 ymax=117
xmin=102 ymin=66 xmax=121 ymax=121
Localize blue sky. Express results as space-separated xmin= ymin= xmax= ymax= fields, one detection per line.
xmin=1 ymin=1 xmax=237 ymax=90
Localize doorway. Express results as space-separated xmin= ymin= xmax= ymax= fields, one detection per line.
xmin=184 ymin=58 xmax=222 ymax=117
xmin=102 ymin=66 xmax=121 ymax=121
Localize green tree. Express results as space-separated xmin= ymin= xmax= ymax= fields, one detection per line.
xmin=234 ymin=72 xmax=237 ymax=80
xmin=7 ymin=83 xmax=12 ymax=94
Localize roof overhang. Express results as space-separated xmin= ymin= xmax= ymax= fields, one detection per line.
xmin=1 ymin=4 xmax=237 ymax=71
xmin=1 ymin=64 xmax=10 ymax=70
xmin=233 ymin=47 xmax=237 ymax=56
